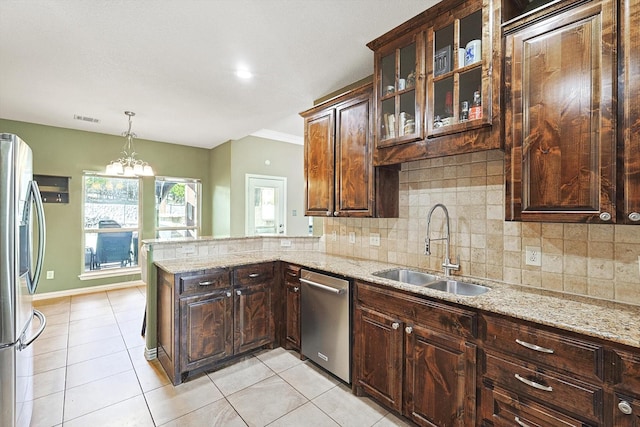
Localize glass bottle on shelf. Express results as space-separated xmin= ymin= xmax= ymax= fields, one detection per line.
xmin=375 ymin=34 xmax=423 ymax=147
xmin=428 ymin=6 xmax=490 ymax=135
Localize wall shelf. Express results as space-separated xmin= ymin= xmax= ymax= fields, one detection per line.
xmin=34 ymin=174 xmax=70 ymax=203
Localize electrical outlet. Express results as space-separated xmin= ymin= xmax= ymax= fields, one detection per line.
xmin=348 ymin=232 xmax=356 ymax=244
xmin=370 ymin=233 xmax=380 ymax=246
xmin=525 ymin=246 xmax=541 ymax=266
xmin=280 ymin=240 xmax=292 ymax=247
xmin=332 ymin=230 xmax=337 ymax=241
xmin=46 ymin=270 xmax=54 ymax=279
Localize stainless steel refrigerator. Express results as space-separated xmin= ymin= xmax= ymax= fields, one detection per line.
xmin=1 ymin=133 xmax=47 ymax=427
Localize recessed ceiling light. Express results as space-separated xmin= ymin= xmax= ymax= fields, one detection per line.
xmin=235 ymin=68 xmax=253 ymax=79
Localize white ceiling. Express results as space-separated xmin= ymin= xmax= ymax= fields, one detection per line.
xmin=0 ymin=0 xmax=438 ymax=149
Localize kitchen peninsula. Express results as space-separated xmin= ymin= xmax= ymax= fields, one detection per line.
xmin=144 ymin=235 xmax=640 ymax=427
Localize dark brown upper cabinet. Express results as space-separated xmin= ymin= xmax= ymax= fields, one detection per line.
xmin=504 ymin=0 xmax=617 ymax=223
xmin=373 ymin=31 xmax=426 ymax=149
xmin=426 ymin=2 xmax=492 ymax=137
xmin=301 ymin=83 xmax=399 ymax=218
xmin=368 ymin=0 xmax=503 ymax=166
xmin=618 ymin=0 xmax=640 ymax=224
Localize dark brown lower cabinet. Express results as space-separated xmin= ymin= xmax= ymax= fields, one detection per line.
xmin=354 ymin=281 xmax=477 ymax=426
xmin=282 ymin=264 xmax=301 ymax=351
xmin=157 ymin=263 xmax=275 ymax=385
xmin=233 ymin=280 xmax=274 ymax=354
xmin=179 ymin=290 xmax=233 ymax=372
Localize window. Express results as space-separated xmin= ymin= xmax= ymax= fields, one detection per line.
xmin=155 ymin=177 xmax=200 ymax=239
xmin=83 ymin=175 xmax=140 ymax=273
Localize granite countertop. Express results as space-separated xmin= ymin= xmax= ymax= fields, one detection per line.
xmin=155 ymin=251 xmax=640 ymax=350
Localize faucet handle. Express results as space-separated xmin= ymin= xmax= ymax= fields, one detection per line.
xmin=424 ymin=238 xmax=431 ymax=255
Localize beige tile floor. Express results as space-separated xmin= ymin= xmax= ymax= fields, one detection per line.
xmin=31 ymin=286 xmax=411 ymax=427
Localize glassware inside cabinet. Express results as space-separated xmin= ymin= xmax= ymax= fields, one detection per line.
xmin=381 ymin=97 xmax=395 ymax=140
xmin=459 ymin=68 xmax=482 ymax=121
xmin=433 ymin=77 xmax=454 ymax=128
xmin=399 ymin=43 xmax=416 ymax=91
xmin=398 ymin=92 xmax=416 ymax=136
xmin=381 ymin=53 xmax=395 ymax=96
xmin=460 ymin=11 xmax=482 ymax=68
xmin=378 ymin=40 xmax=419 ymax=142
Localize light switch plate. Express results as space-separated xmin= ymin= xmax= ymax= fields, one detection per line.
xmin=46 ymin=270 xmax=54 ymax=279
xmin=370 ymin=233 xmax=380 ymax=246
xmin=525 ymin=246 xmax=541 ymax=266
xmin=348 ymin=232 xmax=355 ymax=244
xmin=332 ymin=230 xmax=337 ymax=241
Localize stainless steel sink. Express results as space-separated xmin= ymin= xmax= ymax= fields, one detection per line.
xmin=372 ymin=268 xmax=440 ymax=286
xmin=424 ymin=280 xmax=490 ymax=296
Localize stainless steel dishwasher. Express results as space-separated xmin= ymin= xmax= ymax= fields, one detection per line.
xmin=300 ymin=269 xmax=351 ymax=384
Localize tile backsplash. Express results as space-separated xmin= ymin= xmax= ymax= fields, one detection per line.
xmin=323 ymin=151 xmax=640 ymax=306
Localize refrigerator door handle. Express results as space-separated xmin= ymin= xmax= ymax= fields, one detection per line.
xmin=28 ymin=181 xmax=46 ymax=294
xmin=18 ymin=309 xmax=46 ymax=350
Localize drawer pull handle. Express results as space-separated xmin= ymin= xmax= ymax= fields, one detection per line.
xmin=514 ymin=416 xmax=532 ymax=427
xmin=198 ymin=280 xmax=215 ymax=286
xmin=514 ymin=374 xmax=552 ymax=392
xmin=515 ymin=339 xmax=554 ymax=354
xmin=248 ymin=273 xmax=260 ymax=278
xmin=287 ymin=272 xmax=298 ymax=277
xmin=391 ymin=322 xmax=399 ymax=330
xmin=618 ymin=400 xmax=633 ymax=415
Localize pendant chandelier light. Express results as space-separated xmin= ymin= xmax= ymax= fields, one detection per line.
xmin=106 ymin=111 xmax=154 ymax=176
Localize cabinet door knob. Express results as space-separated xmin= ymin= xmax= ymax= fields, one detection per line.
xmin=405 ymin=326 xmax=413 ymax=334
xmin=333 ymin=211 xmax=339 ymax=217
xmin=326 ymin=212 xmax=332 ymax=217
xmin=629 ymin=212 xmax=640 ymax=222
xmin=391 ymin=322 xmax=399 ymax=330
xmin=618 ymin=400 xmax=633 ymax=415
xmin=226 ymin=291 xmax=232 ymax=298
xmin=293 ymin=287 xmax=299 ymax=292
xmin=236 ymin=290 xmax=242 ymax=296
xmin=599 ymin=212 xmax=612 ymax=221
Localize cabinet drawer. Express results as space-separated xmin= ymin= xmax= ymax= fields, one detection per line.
xmin=484 ymin=315 xmax=604 ymax=382
xmin=234 ymin=263 xmax=275 ymax=286
xmin=356 ymin=281 xmax=477 ymax=339
xmin=283 ymin=264 xmax=301 ymax=286
xmin=483 ymin=384 xmax=597 ymax=427
xmin=484 ymin=351 xmax=604 ymax=422
xmin=180 ymin=269 xmax=230 ymax=295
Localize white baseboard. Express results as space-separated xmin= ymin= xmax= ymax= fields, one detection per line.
xmin=33 ymin=280 xmax=145 ymax=301
xmin=145 ymin=347 xmax=157 ymax=360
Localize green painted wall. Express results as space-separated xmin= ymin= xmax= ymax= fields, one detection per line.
xmin=0 ymin=119 xmax=212 ymax=293
xmin=228 ymin=136 xmax=308 ymax=237
xmin=210 ymin=136 xmax=308 ymax=238
xmin=210 ymin=141 xmax=232 ymax=237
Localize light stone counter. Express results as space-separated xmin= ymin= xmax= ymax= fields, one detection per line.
xmin=155 ymin=251 xmax=640 ymax=350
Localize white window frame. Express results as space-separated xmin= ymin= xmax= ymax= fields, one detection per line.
xmin=80 ymin=173 xmax=141 ymax=280
xmin=155 ymin=176 xmax=201 ymax=239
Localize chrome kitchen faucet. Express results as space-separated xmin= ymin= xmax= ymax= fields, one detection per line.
xmin=425 ymin=203 xmax=460 ymax=276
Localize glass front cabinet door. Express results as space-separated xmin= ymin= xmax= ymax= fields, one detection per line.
xmin=374 ymin=31 xmax=425 ymax=149
xmin=427 ymin=1 xmax=492 ymax=137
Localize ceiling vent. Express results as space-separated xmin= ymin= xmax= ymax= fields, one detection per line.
xmin=74 ymin=114 xmax=100 ymax=123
